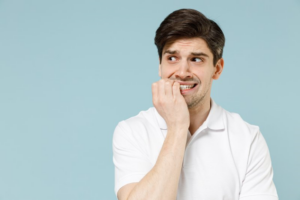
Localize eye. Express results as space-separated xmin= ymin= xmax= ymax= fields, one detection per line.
xmin=192 ymin=57 xmax=202 ymax=62
xmin=168 ymin=56 xmax=176 ymax=61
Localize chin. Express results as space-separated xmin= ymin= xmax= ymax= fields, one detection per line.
xmin=186 ymin=95 xmax=205 ymax=109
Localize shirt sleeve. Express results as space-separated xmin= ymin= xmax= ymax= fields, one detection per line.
xmin=239 ymin=130 xmax=278 ymax=200
xmin=112 ymin=121 xmax=152 ymax=196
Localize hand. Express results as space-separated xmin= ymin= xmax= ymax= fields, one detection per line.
xmin=152 ymin=79 xmax=190 ymax=132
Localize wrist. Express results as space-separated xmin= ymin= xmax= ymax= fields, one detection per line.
xmin=168 ymin=126 xmax=189 ymax=135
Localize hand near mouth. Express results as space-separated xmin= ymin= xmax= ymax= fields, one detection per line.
xmin=152 ymin=79 xmax=190 ymax=133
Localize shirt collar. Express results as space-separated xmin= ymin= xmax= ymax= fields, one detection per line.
xmin=206 ymin=99 xmax=224 ymax=130
xmin=154 ymin=99 xmax=224 ymax=131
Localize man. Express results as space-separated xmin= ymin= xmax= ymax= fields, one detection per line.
xmin=113 ymin=9 xmax=278 ymax=200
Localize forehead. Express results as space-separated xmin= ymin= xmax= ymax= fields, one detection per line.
xmin=163 ymin=38 xmax=212 ymax=55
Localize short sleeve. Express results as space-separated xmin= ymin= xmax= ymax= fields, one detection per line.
xmin=112 ymin=121 xmax=152 ymax=196
xmin=239 ymin=130 xmax=278 ymax=200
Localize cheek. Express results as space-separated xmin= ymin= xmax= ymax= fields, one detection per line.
xmin=193 ymin=71 xmax=212 ymax=86
xmin=192 ymin=68 xmax=205 ymax=79
xmin=160 ymin=66 xmax=175 ymax=78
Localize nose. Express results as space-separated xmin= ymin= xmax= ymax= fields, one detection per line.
xmin=174 ymin=61 xmax=193 ymax=80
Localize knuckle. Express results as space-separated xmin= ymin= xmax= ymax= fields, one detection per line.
xmin=157 ymin=99 xmax=163 ymax=105
xmin=165 ymin=80 xmax=170 ymax=85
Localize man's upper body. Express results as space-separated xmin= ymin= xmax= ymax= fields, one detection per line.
xmin=113 ymin=9 xmax=278 ymax=200
xmin=113 ymin=100 xmax=278 ymax=199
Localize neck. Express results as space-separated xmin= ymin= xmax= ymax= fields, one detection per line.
xmin=188 ymin=97 xmax=211 ymax=135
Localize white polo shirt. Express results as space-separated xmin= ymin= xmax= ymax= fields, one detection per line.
xmin=113 ymin=100 xmax=278 ymax=200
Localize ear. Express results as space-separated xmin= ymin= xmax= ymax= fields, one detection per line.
xmin=212 ymin=58 xmax=224 ymax=80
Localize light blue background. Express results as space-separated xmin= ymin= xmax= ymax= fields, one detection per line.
xmin=0 ymin=0 xmax=299 ymax=199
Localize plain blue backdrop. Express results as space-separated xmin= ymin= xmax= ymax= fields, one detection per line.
xmin=0 ymin=0 xmax=299 ymax=199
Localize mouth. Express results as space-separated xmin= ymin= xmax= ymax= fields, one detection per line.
xmin=180 ymin=84 xmax=197 ymax=91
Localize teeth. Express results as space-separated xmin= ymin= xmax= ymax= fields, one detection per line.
xmin=180 ymin=85 xmax=194 ymax=90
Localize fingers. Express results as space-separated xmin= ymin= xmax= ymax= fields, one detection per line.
xmin=158 ymin=79 xmax=165 ymax=99
xmin=152 ymin=79 xmax=176 ymax=107
xmin=165 ymin=80 xmax=174 ymax=97
xmin=173 ymin=81 xmax=181 ymax=98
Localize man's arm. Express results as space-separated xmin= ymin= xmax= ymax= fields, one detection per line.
xmin=118 ymin=80 xmax=189 ymax=200
xmin=239 ymin=130 xmax=278 ymax=200
xmin=118 ymin=128 xmax=187 ymax=200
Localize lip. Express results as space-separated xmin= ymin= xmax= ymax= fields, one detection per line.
xmin=175 ymin=81 xmax=196 ymax=86
xmin=180 ymin=83 xmax=198 ymax=95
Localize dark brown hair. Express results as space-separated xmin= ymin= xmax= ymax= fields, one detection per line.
xmin=154 ymin=9 xmax=225 ymax=65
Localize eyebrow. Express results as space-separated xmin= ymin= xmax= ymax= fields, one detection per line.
xmin=163 ymin=50 xmax=209 ymax=57
xmin=191 ymin=52 xmax=209 ymax=57
xmin=163 ymin=50 xmax=178 ymax=55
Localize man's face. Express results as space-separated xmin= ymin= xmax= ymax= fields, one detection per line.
xmin=159 ymin=37 xmax=223 ymax=109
